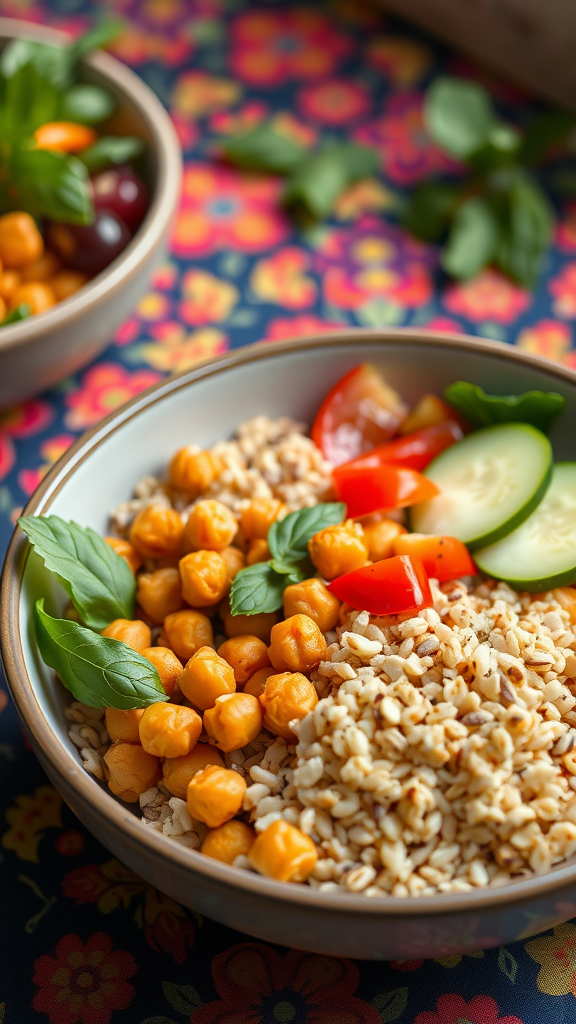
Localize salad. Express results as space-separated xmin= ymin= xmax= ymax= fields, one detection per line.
xmin=20 ymin=365 xmax=576 ymax=898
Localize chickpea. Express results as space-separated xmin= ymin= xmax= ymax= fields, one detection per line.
xmin=243 ymin=666 xmax=276 ymax=700
xmin=186 ymin=765 xmax=247 ymax=828
xmin=179 ymin=647 xmax=236 ymax=711
xmin=0 ymin=296 xmax=6 ymax=321
xmin=184 ymin=500 xmax=237 ymax=552
xmin=240 ymin=498 xmax=285 ymax=541
xmin=51 ymin=270 xmax=89 ymax=301
xmin=139 ymin=702 xmax=202 ymax=758
xmin=159 ymin=609 xmax=214 ymax=662
xmin=0 ymin=212 xmax=43 ymax=268
xmin=283 ymin=578 xmax=341 ymax=633
xmin=10 ymin=282 xmax=56 ymax=315
xmin=220 ymin=545 xmax=246 ymax=583
xmin=201 ymin=820 xmax=255 ymax=865
xmin=220 ymin=596 xmax=278 ymax=643
xmin=20 ymin=250 xmax=61 ymax=283
xmin=105 ymin=707 xmax=144 ymax=744
xmin=218 ymin=635 xmax=270 ymax=686
xmin=136 ymin=567 xmax=184 ymax=623
xmin=309 ymin=521 xmax=368 ymax=580
xmin=130 ymin=505 xmax=184 ymax=559
xmin=105 ymin=536 xmax=142 ymax=575
xmin=104 ymin=742 xmax=161 ymax=803
xmin=259 ymin=672 xmax=318 ymax=740
xmin=141 ymin=647 xmax=182 ymax=699
xmin=246 ymin=539 xmax=270 ymax=565
xmin=268 ymin=614 xmax=326 ymax=673
xmin=163 ymin=743 xmax=224 ymax=799
xmin=248 ymin=820 xmax=317 ymax=882
xmin=362 ymin=518 xmax=407 ymax=562
xmin=179 ymin=550 xmax=228 ymax=607
xmin=101 ymin=618 xmax=151 ymax=653
xmin=169 ymin=447 xmax=221 ymax=496
xmin=203 ymin=692 xmax=262 ymax=752
xmin=0 ymin=269 xmax=20 ymax=302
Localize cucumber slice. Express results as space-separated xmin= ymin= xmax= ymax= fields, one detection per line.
xmin=410 ymin=422 xmax=552 ymax=550
xmin=475 ymin=463 xmax=576 ymax=591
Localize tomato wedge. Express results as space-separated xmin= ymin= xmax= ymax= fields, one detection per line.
xmin=334 ymin=463 xmax=439 ymax=518
xmin=392 ymin=533 xmax=476 ymax=582
xmin=311 ymin=363 xmax=408 ymax=466
xmin=336 ymin=420 xmax=463 ymax=474
xmin=328 ymin=554 xmax=433 ymax=615
xmin=399 ymin=394 xmax=461 ymax=435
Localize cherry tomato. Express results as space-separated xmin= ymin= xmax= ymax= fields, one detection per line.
xmin=311 ymin=363 xmax=408 ymax=466
xmin=47 ymin=210 xmax=131 ymax=275
xmin=392 ymin=533 xmax=476 ymax=582
xmin=33 ymin=121 xmax=97 ymax=154
xmin=92 ymin=167 xmax=149 ymax=232
xmin=328 ymin=554 xmax=432 ymax=616
xmin=336 ymin=421 xmax=463 ymax=474
xmin=333 ymin=463 xmax=439 ymax=518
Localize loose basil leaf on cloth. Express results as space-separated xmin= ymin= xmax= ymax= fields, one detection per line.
xmin=0 ymin=302 xmax=29 ymax=326
xmin=519 ymin=110 xmax=575 ymax=165
xmin=19 ymin=515 xmax=136 ymax=630
xmin=424 ymin=77 xmax=496 ymax=159
xmin=268 ymin=503 xmax=346 ymax=563
xmin=402 ymin=182 xmax=460 ymax=242
xmin=444 ymin=381 xmax=566 ymax=433
xmin=223 ymin=123 xmax=305 ymax=174
xmin=35 ymin=600 xmax=166 ymax=709
xmin=60 ymin=84 xmax=116 ymax=125
xmin=496 ymin=176 xmax=553 ymax=289
xmin=79 ymin=135 xmax=144 ymax=173
xmin=284 ymin=144 xmax=378 ymax=220
xmin=11 ymin=148 xmax=93 ymax=224
xmin=441 ymin=196 xmax=500 ymax=279
xmin=230 ymin=562 xmax=291 ymax=615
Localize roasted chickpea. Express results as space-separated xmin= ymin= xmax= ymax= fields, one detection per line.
xmin=136 ymin=567 xmax=184 ymax=623
xmin=249 ymin=820 xmax=317 ymax=882
xmin=0 ymin=212 xmax=43 ymax=268
xmin=139 ymin=702 xmax=202 ymax=758
xmin=20 ymin=250 xmax=61 ymax=283
xmin=243 ymin=666 xmax=276 ymax=700
xmin=220 ymin=596 xmax=278 ymax=644
xmin=184 ymin=500 xmax=237 ymax=552
xmin=259 ymin=672 xmax=318 ymax=740
xmin=240 ymin=498 xmax=285 ymax=540
xmin=218 ymin=635 xmax=270 ymax=685
xmin=105 ymin=536 xmax=142 ymax=575
xmin=105 ymin=707 xmax=144 ymax=744
xmin=246 ymin=539 xmax=270 ymax=565
xmin=104 ymin=742 xmax=161 ymax=803
xmin=178 ymin=647 xmax=236 ymax=711
xmin=162 ymin=743 xmax=224 ymax=799
xmin=169 ymin=447 xmax=221 ymax=496
xmin=201 ymin=820 xmax=255 ymax=864
xmin=309 ymin=521 xmax=368 ymax=580
xmin=203 ymin=692 xmax=262 ymax=752
xmin=101 ymin=618 xmax=151 ymax=653
xmin=10 ymin=282 xmax=55 ymax=314
xmin=220 ymin=545 xmax=246 ymax=583
xmin=141 ymin=647 xmax=182 ymax=699
xmin=0 ymin=269 xmax=20 ymax=302
xmin=51 ymin=270 xmax=88 ymax=301
xmin=362 ymin=518 xmax=407 ymax=562
xmin=179 ymin=550 xmax=229 ymax=607
xmin=186 ymin=765 xmax=246 ymax=828
xmin=268 ymin=614 xmax=327 ymax=673
xmin=283 ymin=578 xmax=341 ymax=633
xmin=159 ymin=609 xmax=213 ymax=662
xmin=130 ymin=505 xmax=184 ymax=559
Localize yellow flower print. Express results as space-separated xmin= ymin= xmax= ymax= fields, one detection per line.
xmin=334 ymin=179 xmax=396 ymax=220
xmin=180 ymin=270 xmax=238 ymax=325
xmin=251 ymin=248 xmax=316 ymax=309
xmin=172 ymin=70 xmax=241 ymax=119
xmin=136 ymin=328 xmax=228 ymax=373
xmin=368 ymin=37 xmax=432 ymax=85
xmin=2 ymin=786 xmax=62 ymax=863
xmin=526 ymin=923 xmax=576 ymax=996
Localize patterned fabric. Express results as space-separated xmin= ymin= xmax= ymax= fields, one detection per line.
xmin=1 ymin=0 xmax=576 ymax=1020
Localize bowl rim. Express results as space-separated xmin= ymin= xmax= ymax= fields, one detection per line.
xmin=5 ymin=326 xmax=576 ymax=919
xmin=0 ymin=16 xmax=181 ymax=355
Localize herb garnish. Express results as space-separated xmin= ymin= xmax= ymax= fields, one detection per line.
xmin=444 ymin=381 xmax=566 ymax=434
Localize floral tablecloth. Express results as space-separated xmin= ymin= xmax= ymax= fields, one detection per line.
xmin=2 ymin=0 xmax=576 ymax=1021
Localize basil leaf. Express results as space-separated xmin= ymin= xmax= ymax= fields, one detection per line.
xmin=441 ymin=196 xmax=499 ymax=279
xmin=224 ymin=124 xmax=305 ymax=174
xmin=402 ymin=182 xmax=459 ymax=242
xmin=0 ymin=62 xmax=59 ymax=135
xmin=19 ymin=514 xmax=136 ymax=630
xmin=520 ymin=110 xmax=575 ymax=165
xmin=230 ymin=562 xmax=287 ymax=615
xmin=0 ymin=303 xmax=30 ymax=326
xmin=35 ymin=600 xmax=166 ymax=709
xmin=496 ymin=177 xmax=553 ymax=289
xmin=11 ymin=148 xmax=93 ymax=224
xmin=424 ymin=77 xmax=496 ymax=159
xmin=444 ymin=381 xmax=566 ymax=433
xmin=61 ymin=84 xmax=115 ymax=125
xmin=0 ymin=39 xmax=72 ymax=92
xmin=79 ymin=136 xmax=144 ymax=173
xmin=284 ymin=143 xmax=377 ymax=220
xmin=268 ymin=503 xmax=346 ymax=563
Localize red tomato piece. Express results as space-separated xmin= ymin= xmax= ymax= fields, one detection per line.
xmin=311 ymin=363 xmax=408 ymax=466
xmin=328 ymin=554 xmax=433 ymax=615
xmin=393 ymin=533 xmax=476 ymax=582
xmin=334 ymin=463 xmax=439 ymax=518
xmin=337 ymin=420 xmax=463 ymax=474
xmin=399 ymin=394 xmax=460 ymax=435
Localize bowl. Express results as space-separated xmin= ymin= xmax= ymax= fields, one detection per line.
xmin=0 ymin=17 xmax=181 ymax=409
xmin=4 ymin=328 xmax=576 ymax=960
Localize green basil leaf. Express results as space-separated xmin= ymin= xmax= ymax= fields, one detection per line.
xmin=331 ymin=142 xmax=379 ymax=179
xmin=441 ymin=196 xmax=499 ymax=279
xmin=19 ymin=515 xmax=136 ymax=630
xmin=284 ymin=143 xmax=377 ymax=220
xmin=224 ymin=124 xmax=305 ymax=174
xmin=270 ymin=559 xmax=310 ymax=582
xmin=35 ymin=599 xmax=166 ymax=709
xmin=230 ymin=562 xmax=287 ymax=615
xmin=424 ymin=77 xmax=496 ymax=159
xmin=496 ymin=176 xmax=553 ymax=288
xmin=67 ymin=19 xmax=125 ymax=65
xmin=520 ymin=110 xmax=575 ymax=165
xmin=0 ymin=62 xmax=59 ymax=135
xmin=0 ymin=303 xmax=30 ymax=326
xmin=444 ymin=380 xmax=566 ymax=433
xmin=79 ymin=135 xmax=144 ymax=173
xmin=11 ymin=148 xmax=93 ymax=224
xmin=0 ymin=39 xmax=72 ymax=92
xmin=402 ymin=182 xmax=459 ymax=242
xmin=60 ymin=84 xmax=115 ymax=125
xmin=268 ymin=502 xmax=346 ymax=563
